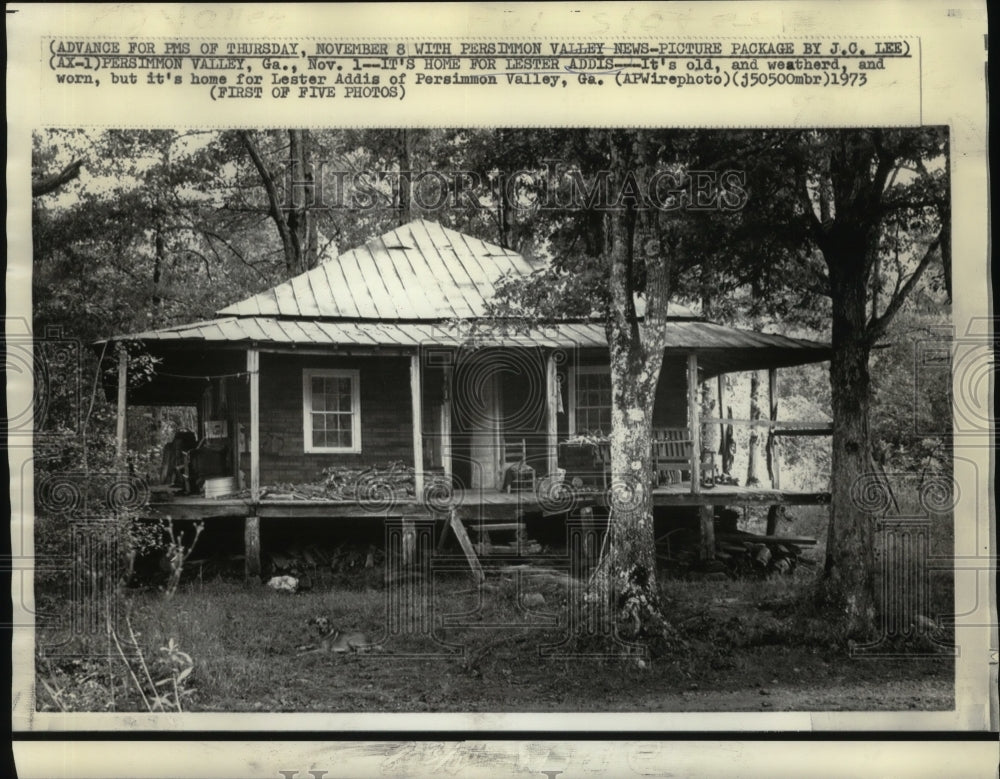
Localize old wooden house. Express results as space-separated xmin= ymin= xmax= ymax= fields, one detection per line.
xmin=101 ymin=219 xmax=832 ymax=577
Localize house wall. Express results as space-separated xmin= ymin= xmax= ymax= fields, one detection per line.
xmin=219 ymin=348 xmax=689 ymax=488
xmin=247 ymin=353 xmax=414 ymax=484
xmin=653 ymin=357 xmax=689 ymax=428
xmin=569 ymin=353 xmax=689 ymax=429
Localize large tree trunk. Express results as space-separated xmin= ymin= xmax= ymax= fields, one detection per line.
xmin=602 ymin=337 xmax=663 ymax=638
xmin=286 ymin=129 xmax=318 ymax=273
xmin=746 ymin=371 xmax=762 ymax=486
xmin=592 ymin=156 xmax=669 ymax=641
xmin=818 ymin=250 xmax=878 ymax=638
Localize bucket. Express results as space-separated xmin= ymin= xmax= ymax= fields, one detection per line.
xmin=204 ymin=476 xmax=236 ymax=498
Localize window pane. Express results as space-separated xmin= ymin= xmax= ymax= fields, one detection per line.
xmin=311 ymin=378 xmax=326 ymax=410
xmin=576 ymin=371 xmax=611 ymax=434
xmin=311 ymin=414 xmax=325 ymax=448
xmin=307 ymin=373 xmax=357 ymax=449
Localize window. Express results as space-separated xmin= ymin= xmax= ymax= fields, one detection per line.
xmin=570 ymin=366 xmax=612 ymax=436
xmin=303 ymin=369 xmax=361 ymax=453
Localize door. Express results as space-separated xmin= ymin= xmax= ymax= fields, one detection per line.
xmin=452 ymin=352 xmax=503 ymax=491
xmin=467 ymin=371 xmax=502 ymax=490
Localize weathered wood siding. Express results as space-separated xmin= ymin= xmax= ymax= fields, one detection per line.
xmin=238 ymin=353 xmax=414 ymax=485
xmin=652 ymin=357 xmax=689 ymax=428
xmin=220 ymin=350 xmax=687 ymax=487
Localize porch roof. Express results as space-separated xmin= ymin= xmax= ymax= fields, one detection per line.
xmin=104 ymin=315 xmax=830 ymax=374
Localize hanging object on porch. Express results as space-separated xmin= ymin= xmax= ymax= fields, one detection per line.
xmin=700 ymin=452 xmax=717 ymax=489
xmin=204 ymin=419 xmax=228 ymax=439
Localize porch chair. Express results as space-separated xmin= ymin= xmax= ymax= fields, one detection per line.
xmin=499 ymin=438 xmax=536 ymax=493
xmin=651 ymin=427 xmax=693 ymax=486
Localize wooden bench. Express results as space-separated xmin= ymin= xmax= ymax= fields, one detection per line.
xmin=652 ymin=427 xmax=693 ymax=486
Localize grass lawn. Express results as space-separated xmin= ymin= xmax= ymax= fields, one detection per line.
xmin=35 ymin=554 xmax=954 ymax=714
xmin=34 ymin=498 xmax=956 ymax=713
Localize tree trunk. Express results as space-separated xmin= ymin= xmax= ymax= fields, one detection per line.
xmin=818 ymin=254 xmax=878 ymax=638
xmin=397 ymin=129 xmax=412 ymax=224
xmin=602 ymin=336 xmax=664 ymax=639
xmin=746 ymin=371 xmax=762 ymax=486
xmin=286 ymin=129 xmax=318 ymax=273
xmin=592 ymin=165 xmax=668 ymax=641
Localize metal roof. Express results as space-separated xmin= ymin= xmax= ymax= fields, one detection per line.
xmin=115 ymin=315 xmax=829 ymax=367
xmin=218 ymin=219 xmax=699 ymax=321
xmin=122 ymin=316 xmax=599 ymax=348
xmin=102 ymin=220 xmax=831 ymax=373
xmin=219 ymin=219 xmax=535 ymax=320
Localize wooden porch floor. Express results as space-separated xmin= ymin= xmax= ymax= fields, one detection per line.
xmin=146 ymin=483 xmax=829 ymax=521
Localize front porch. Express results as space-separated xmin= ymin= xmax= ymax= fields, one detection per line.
xmin=145 ymin=480 xmax=830 ymax=581
xmin=110 ymin=334 xmax=832 ymax=580
xmin=146 ymin=482 xmax=831 ymax=522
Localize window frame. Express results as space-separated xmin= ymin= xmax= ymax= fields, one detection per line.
xmin=302 ymin=368 xmax=362 ymax=454
xmin=568 ymin=364 xmax=613 ymax=437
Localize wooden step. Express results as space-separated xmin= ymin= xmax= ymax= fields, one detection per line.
xmin=467 ymin=522 xmax=524 ymax=533
xmin=475 ymin=540 xmax=543 ymax=556
xmin=715 ymin=533 xmax=818 ymax=545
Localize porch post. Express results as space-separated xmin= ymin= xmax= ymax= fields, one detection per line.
xmin=546 ymin=351 xmax=559 ymax=476
xmin=687 ymin=353 xmax=701 ymax=495
xmin=247 ymin=349 xmax=260 ymax=499
xmin=767 ymin=367 xmax=781 ymax=490
xmin=410 ymin=353 xmax=424 ymax=497
xmin=245 ymin=347 xmax=261 ymax=579
xmin=115 ymin=346 xmax=128 ymax=469
xmin=717 ymin=374 xmax=727 ymax=467
xmin=441 ymin=364 xmax=453 ymax=478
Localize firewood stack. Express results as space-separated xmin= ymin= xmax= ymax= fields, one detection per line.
xmin=267 ymin=542 xmax=385 ymax=576
xmin=712 ymin=531 xmax=817 ymax=577
xmin=657 ymin=525 xmax=817 ymax=579
xmin=252 ymin=462 xmax=451 ymax=501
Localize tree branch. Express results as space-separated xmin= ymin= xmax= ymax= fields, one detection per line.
xmin=866 ymin=234 xmax=941 ymax=343
xmin=238 ymin=130 xmax=296 ymax=272
xmin=32 ymin=159 xmax=84 ymax=197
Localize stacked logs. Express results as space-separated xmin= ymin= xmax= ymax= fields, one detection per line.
xmin=711 ymin=531 xmax=817 ymax=577
xmin=656 ymin=510 xmax=817 ymax=580
xmin=253 ymin=462 xmax=450 ymax=501
xmin=268 ymin=542 xmax=385 ymax=577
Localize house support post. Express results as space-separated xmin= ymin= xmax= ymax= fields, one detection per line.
xmin=699 ymin=504 xmax=715 ymax=560
xmin=402 ymin=518 xmax=416 ymax=566
xmin=244 ymin=514 xmax=261 ymax=579
xmin=766 ymin=504 xmax=785 ymax=535
xmin=410 ymin=353 xmax=424 ymax=498
xmin=115 ymin=346 xmax=128 ymax=470
xmin=767 ymin=368 xmax=781 ymax=490
xmin=687 ymin=353 xmax=701 ymax=495
xmin=245 ymin=348 xmax=261 ymax=579
xmin=545 ymin=351 xmax=559 ymax=476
